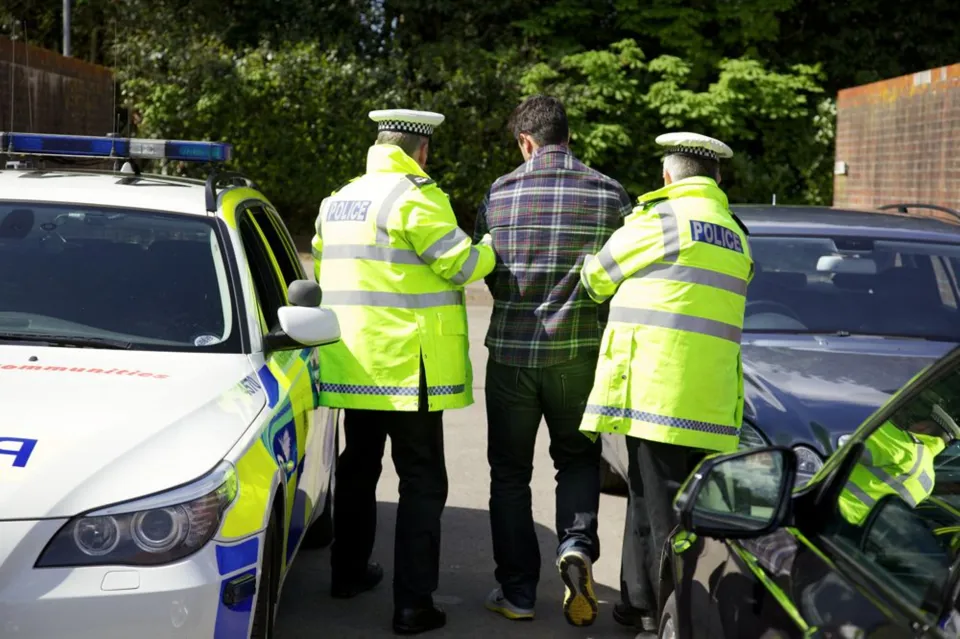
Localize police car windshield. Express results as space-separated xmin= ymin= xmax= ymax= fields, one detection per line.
xmin=0 ymin=202 xmax=240 ymax=353
xmin=745 ymin=236 xmax=960 ymax=342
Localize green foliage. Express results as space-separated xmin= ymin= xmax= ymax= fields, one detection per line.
xmin=5 ymin=0 xmax=958 ymax=234
xmin=520 ymin=40 xmax=834 ymax=205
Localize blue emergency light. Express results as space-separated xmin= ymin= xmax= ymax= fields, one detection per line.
xmin=0 ymin=132 xmax=232 ymax=163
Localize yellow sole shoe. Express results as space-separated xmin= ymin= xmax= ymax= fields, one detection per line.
xmin=559 ymin=551 xmax=598 ymax=627
xmin=484 ymin=589 xmax=535 ymax=621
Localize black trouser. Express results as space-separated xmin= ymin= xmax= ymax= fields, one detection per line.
xmin=621 ymin=438 xmax=705 ymax=613
xmin=485 ymin=351 xmax=602 ymax=609
xmin=331 ymin=361 xmax=448 ymax=609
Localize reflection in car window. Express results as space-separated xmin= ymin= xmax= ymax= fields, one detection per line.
xmin=0 ymin=202 xmax=238 ymax=352
xmin=822 ymin=365 xmax=960 ymax=623
xmin=745 ymin=236 xmax=960 ymax=340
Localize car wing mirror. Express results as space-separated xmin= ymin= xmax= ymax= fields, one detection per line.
xmin=674 ymin=446 xmax=797 ymax=540
xmin=287 ymin=279 xmax=322 ymax=307
xmin=263 ymin=280 xmax=341 ymax=352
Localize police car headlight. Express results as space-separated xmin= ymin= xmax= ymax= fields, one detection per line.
xmin=792 ymin=445 xmax=824 ymax=489
xmin=36 ymin=461 xmax=238 ymax=568
xmin=738 ymin=421 xmax=770 ymax=449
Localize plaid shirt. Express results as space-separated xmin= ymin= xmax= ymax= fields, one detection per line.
xmin=474 ymin=145 xmax=633 ymax=368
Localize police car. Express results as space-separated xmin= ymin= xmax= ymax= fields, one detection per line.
xmin=0 ymin=132 xmax=341 ymax=638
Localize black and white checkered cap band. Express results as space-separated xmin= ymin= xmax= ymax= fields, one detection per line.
xmin=377 ymin=120 xmax=435 ymax=136
xmin=665 ymin=145 xmax=719 ymax=160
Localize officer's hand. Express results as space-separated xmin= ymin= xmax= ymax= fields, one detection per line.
xmin=478 ymin=233 xmax=494 ymax=249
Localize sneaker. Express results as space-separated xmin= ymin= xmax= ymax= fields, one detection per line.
xmin=557 ymin=549 xmax=599 ymax=627
xmin=484 ymin=588 xmax=535 ymax=621
xmin=614 ymin=602 xmax=657 ymax=632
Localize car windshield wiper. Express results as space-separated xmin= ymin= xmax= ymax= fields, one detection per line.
xmin=747 ymin=329 xmax=959 ymax=342
xmin=0 ymin=332 xmax=133 ymax=350
xmin=831 ymin=331 xmax=959 ymax=342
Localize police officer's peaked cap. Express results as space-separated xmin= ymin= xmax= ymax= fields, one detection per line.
xmin=656 ymin=132 xmax=734 ymax=161
xmin=369 ymin=109 xmax=445 ymax=137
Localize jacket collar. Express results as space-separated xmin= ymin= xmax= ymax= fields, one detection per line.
xmin=532 ymin=144 xmax=570 ymax=159
xmin=638 ymin=176 xmax=729 ymax=209
xmin=365 ymin=144 xmax=430 ymax=178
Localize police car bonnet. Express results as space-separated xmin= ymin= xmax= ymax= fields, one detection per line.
xmin=369 ymin=109 xmax=445 ymax=137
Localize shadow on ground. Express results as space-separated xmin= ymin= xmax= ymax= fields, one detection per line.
xmin=276 ymin=501 xmax=630 ymax=638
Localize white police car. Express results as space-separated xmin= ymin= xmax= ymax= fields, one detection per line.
xmin=0 ymin=132 xmax=341 ymax=638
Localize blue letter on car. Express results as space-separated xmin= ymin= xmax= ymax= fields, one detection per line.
xmin=0 ymin=437 xmax=37 ymax=468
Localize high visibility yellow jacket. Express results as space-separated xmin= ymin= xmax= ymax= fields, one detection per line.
xmin=311 ymin=144 xmax=495 ymax=412
xmin=838 ymin=420 xmax=944 ymax=526
xmin=579 ymin=177 xmax=754 ymax=453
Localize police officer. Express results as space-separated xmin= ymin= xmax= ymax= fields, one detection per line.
xmin=578 ymin=132 xmax=754 ymax=635
xmin=312 ymin=109 xmax=496 ymax=635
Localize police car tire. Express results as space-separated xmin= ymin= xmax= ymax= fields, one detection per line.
xmin=251 ymin=510 xmax=280 ymax=639
xmin=658 ymin=592 xmax=678 ymax=639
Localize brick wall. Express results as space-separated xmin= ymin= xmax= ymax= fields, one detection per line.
xmin=0 ymin=36 xmax=115 ymax=137
xmin=834 ymin=63 xmax=960 ymax=220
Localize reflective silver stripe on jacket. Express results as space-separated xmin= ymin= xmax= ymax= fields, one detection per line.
xmin=322 ymin=290 xmax=463 ymax=309
xmin=595 ymin=201 xmax=681 ymax=286
xmin=322 ymin=244 xmax=423 ymax=265
xmin=319 ymin=382 xmax=465 ymax=397
xmin=849 ymin=441 xmax=931 ymax=507
xmin=631 ymin=262 xmax=748 ymax=296
xmin=584 ymin=404 xmax=739 ymax=437
xmin=843 ymin=480 xmax=877 ymax=507
xmin=420 ymin=227 xmax=481 ymax=284
xmin=607 ymin=307 xmax=742 ymax=343
xmin=450 ymin=249 xmax=480 ymax=285
xmin=375 ymin=176 xmax=416 ymax=245
xmin=656 ymin=202 xmax=681 ymax=262
xmin=421 ymin=227 xmax=471 ymax=264
xmin=596 ymin=245 xmax=624 ymax=286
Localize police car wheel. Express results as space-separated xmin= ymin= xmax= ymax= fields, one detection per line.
xmin=251 ymin=510 xmax=280 ymax=639
xmin=658 ymin=593 xmax=678 ymax=639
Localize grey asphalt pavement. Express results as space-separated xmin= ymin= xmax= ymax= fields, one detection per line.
xmin=277 ymin=278 xmax=633 ymax=638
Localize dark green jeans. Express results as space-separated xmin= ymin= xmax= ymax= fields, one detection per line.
xmin=485 ymin=350 xmax=602 ymax=609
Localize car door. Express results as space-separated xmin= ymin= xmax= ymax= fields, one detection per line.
xmin=235 ymin=201 xmax=322 ymax=569
xmin=802 ymin=357 xmax=960 ymax=637
xmin=670 ymin=351 xmax=960 ymax=638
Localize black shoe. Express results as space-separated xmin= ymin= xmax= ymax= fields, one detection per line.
xmin=392 ymin=604 xmax=446 ymax=635
xmin=613 ymin=603 xmax=657 ymax=632
xmin=330 ymin=562 xmax=384 ymax=598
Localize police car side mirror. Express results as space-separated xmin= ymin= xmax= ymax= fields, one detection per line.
xmin=264 ymin=306 xmax=341 ymax=352
xmin=675 ymin=446 xmax=795 ymax=540
xmin=288 ymin=279 xmax=322 ymax=307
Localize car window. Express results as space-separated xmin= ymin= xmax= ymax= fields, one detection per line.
xmin=249 ymin=205 xmax=305 ymax=289
xmin=745 ymin=236 xmax=960 ymax=341
xmin=820 ymin=362 xmax=960 ymax=624
xmin=238 ymin=205 xmax=287 ymax=332
xmin=0 ymin=202 xmax=239 ymax=352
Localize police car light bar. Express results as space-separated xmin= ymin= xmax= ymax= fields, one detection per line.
xmin=0 ymin=132 xmax=232 ymax=163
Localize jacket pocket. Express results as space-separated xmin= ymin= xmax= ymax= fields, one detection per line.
xmin=432 ymin=308 xmax=469 ymax=388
